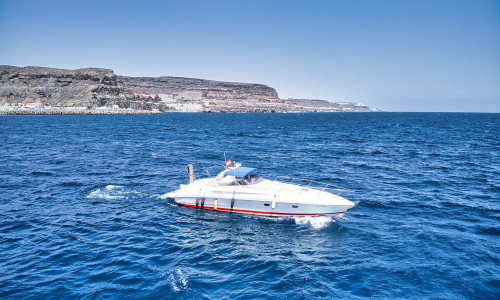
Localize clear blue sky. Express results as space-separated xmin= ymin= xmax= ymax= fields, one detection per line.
xmin=1 ymin=0 xmax=499 ymax=112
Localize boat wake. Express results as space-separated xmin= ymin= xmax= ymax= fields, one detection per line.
xmin=87 ymin=185 xmax=139 ymax=200
xmin=158 ymin=193 xmax=171 ymax=199
xmin=293 ymin=216 xmax=336 ymax=229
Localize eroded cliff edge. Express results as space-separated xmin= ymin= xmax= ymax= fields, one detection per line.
xmin=0 ymin=65 xmax=377 ymax=113
xmin=0 ymin=66 xmax=164 ymax=112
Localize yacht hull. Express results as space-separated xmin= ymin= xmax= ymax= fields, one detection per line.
xmin=173 ymin=196 xmax=352 ymax=216
xmin=165 ymin=165 xmax=356 ymax=216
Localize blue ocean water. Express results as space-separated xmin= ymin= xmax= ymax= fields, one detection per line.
xmin=0 ymin=112 xmax=498 ymax=299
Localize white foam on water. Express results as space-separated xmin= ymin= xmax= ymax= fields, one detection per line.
xmin=87 ymin=185 xmax=128 ymax=199
xmin=169 ymin=269 xmax=189 ymax=292
xmin=105 ymin=184 xmax=122 ymax=190
xmin=158 ymin=193 xmax=171 ymax=199
xmin=293 ymin=216 xmax=335 ymax=229
xmin=334 ymin=213 xmax=346 ymax=220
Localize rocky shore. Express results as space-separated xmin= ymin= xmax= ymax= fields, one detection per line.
xmin=0 ymin=65 xmax=378 ymax=113
xmin=0 ymin=108 xmax=161 ymax=115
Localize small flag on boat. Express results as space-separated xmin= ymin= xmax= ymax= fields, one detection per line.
xmin=226 ymin=159 xmax=232 ymax=167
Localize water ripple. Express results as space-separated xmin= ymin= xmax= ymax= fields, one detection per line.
xmin=0 ymin=113 xmax=498 ymax=298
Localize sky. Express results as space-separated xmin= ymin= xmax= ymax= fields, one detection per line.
xmin=0 ymin=0 xmax=499 ymax=112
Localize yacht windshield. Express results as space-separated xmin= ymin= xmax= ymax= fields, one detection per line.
xmin=220 ymin=173 xmax=264 ymax=186
xmin=240 ymin=174 xmax=264 ymax=185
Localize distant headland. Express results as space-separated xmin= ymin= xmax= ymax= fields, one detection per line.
xmin=0 ymin=65 xmax=378 ymax=114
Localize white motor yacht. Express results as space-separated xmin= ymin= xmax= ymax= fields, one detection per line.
xmin=164 ymin=163 xmax=356 ymax=216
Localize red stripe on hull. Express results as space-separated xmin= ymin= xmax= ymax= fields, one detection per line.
xmin=176 ymin=203 xmax=344 ymax=216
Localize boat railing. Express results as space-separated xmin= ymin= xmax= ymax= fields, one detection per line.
xmin=188 ymin=163 xmax=225 ymax=181
xmin=188 ymin=164 xmax=354 ymax=196
xmin=259 ymin=176 xmax=354 ymax=196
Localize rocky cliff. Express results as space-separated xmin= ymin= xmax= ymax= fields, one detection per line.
xmin=0 ymin=65 xmax=377 ymax=113
xmin=118 ymin=75 xmax=279 ymax=102
xmin=0 ymin=66 xmax=163 ymax=110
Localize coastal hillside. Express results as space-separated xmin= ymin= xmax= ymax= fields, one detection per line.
xmin=0 ymin=65 xmax=377 ymax=113
xmin=118 ymin=75 xmax=279 ymax=102
xmin=282 ymin=98 xmax=377 ymax=112
xmin=0 ymin=66 xmax=164 ymax=111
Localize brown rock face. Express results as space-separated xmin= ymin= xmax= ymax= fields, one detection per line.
xmin=0 ymin=66 xmax=281 ymax=112
xmin=0 ymin=66 xmax=164 ymax=110
xmin=117 ymin=76 xmax=279 ymax=102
